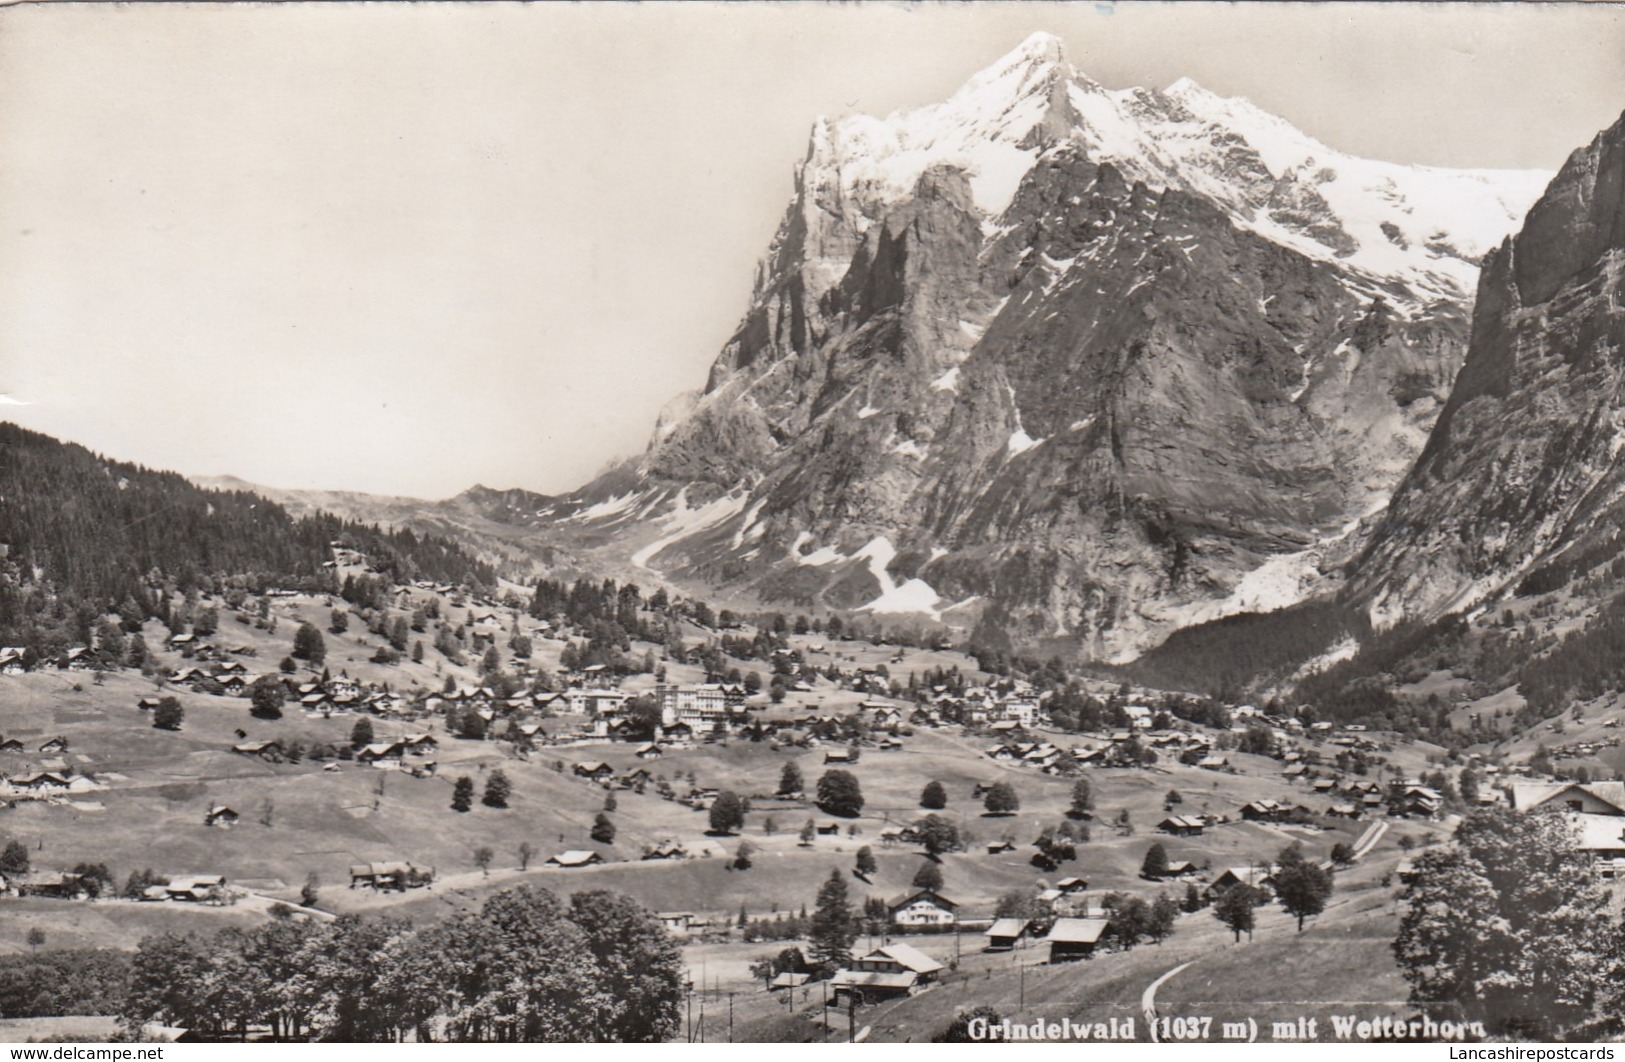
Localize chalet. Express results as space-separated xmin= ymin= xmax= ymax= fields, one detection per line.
xmin=1283 ymin=764 xmax=1308 ymax=779
xmin=1509 ymin=780 xmax=1625 ymax=816
xmin=889 ymin=888 xmax=958 ymax=928
xmin=546 ymin=850 xmax=604 ymax=868
xmin=1163 ymin=860 xmax=1197 ymax=878
xmin=2 ymin=871 xmax=86 ymax=899
xmin=1395 ymin=860 xmax=1420 ymax=886
xmin=1361 ymin=791 xmax=1386 ymax=809
xmin=0 ymin=738 xmax=23 ymax=753
xmin=1311 ymin=778 xmax=1337 ymax=793
xmin=815 ymin=822 xmax=842 ymax=836
xmin=986 ymin=839 xmax=1017 ymax=854
xmin=1240 ymin=799 xmax=1289 ymax=823
xmin=1197 ymin=755 xmax=1229 ymax=771
xmin=8 ymin=771 xmax=70 ymax=791
xmin=204 ymin=805 xmax=239 ymax=828
xmin=0 ymin=647 xmax=28 ymax=673
xmin=770 ymin=971 xmax=811 ymax=991
xmin=655 ymin=911 xmax=693 ymax=936
xmin=1046 ymin=918 xmax=1110 ymax=963
xmin=1327 ymin=803 xmax=1362 ymax=819
xmin=402 ymin=734 xmax=438 ymax=754
xmin=564 ymin=688 xmax=634 ymax=718
xmin=165 ymin=874 xmax=228 ymax=902
xmin=356 ymin=742 xmax=405 ymax=765
xmin=634 ymin=743 xmax=664 ymax=760
xmin=852 ymin=942 xmax=942 ymax=985
xmin=573 ymin=761 xmax=614 ymax=781
xmin=642 ymin=840 xmax=688 ymax=861
xmin=830 ymin=943 xmax=944 ymax=1002
xmin=349 ymin=861 xmax=433 ymax=890
xmin=661 ymin=721 xmax=695 ymax=744
xmin=1207 ymin=865 xmax=1278 ymax=901
xmin=827 ymin=967 xmax=918 ymax=1003
xmin=1389 ymin=785 xmax=1444 ymax=818
xmin=985 ymin=918 xmax=1031 ymax=951
xmin=168 ymin=632 xmax=196 ymax=647
xmin=233 ymin=740 xmax=282 ymax=759
xmin=1055 ymin=877 xmax=1089 ymax=894
xmin=1158 ymin=815 xmax=1206 ymax=837
xmin=38 ymin=737 xmax=68 ymax=754
xmin=823 ymin=748 xmax=856 ymax=765
xmin=1509 ymin=781 xmax=1625 ymax=876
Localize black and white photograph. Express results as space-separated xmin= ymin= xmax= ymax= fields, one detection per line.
xmin=2 ymin=0 xmax=1625 ymax=1046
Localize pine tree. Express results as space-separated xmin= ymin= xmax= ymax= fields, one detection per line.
xmin=451 ymin=775 xmax=475 ymax=813
xmin=591 ymin=812 xmax=616 ymax=844
xmin=808 ymin=868 xmax=855 ymax=971
xmin=920 ymin=780 xmax=947 ymax=809
xmin=777 ymin=760 xmax=803 ymax=796
xmin=1140 ymin=842 xmax=1171 ymax=880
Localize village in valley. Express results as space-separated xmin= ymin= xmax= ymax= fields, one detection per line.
xmin=2 ymin=534 xmax=1622 ymax=1042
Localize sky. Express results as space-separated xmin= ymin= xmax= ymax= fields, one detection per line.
xmin=2 ymin=1 xmax=1623 ymax=499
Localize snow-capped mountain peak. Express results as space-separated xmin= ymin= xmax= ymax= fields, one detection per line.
xmin=799 ymin=32 xmax=1549 ymax=303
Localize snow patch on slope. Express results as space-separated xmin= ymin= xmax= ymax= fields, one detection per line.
xmin=630 ymin=490 xmax=749 ymax=570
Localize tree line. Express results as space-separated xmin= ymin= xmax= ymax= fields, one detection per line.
xmin=120 ymin=885 xmax=683 ymax=1042
xmin=0 ymin=424 xmax=494 ymax=656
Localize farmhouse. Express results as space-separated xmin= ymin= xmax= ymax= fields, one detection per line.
xmin=1158 ymin=815 xmax=1206 ymax=837
xmin=204 ymin=805 xmax=239 ymax=828
xmin=1046 ymin=918 xmax=1110 ymax=963
xmin=1240 ymin=799 xmax=1290 ymax=823
xmin=1207 ymin=866 xmax=1278 ymax=901
xmin=349 ymin=861 xmax=434 ymax=890
xmin=356 ymin=742 xmax=405 ymax=765
xmin=889 ymin=888 xmax=958 ymax=928
xmin=8 ymin=771 xmax=70 ymax=791
xmin=1 ymin=871 xmax=86 ymax=899
xmin=573 ymin=761 xmax=614 ymax=781
xmin=164 ymin=875 xmax=228 ymax=902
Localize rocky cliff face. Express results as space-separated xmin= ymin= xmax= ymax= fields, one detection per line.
xmin=1350 ymin=111 xmax=1625 ymax=626
xmin=539 ymin=33 xmax=1549 ymax=661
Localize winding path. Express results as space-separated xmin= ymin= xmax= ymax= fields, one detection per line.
xmin=1141 ymin=960 xmax=1196 ymax=1040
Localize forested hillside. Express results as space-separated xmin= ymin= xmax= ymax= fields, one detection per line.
xmin=0 ymin=423 xmax=495 ymax=652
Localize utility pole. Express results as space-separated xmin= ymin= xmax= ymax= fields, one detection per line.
xmin=686 ymin=982 xmax=693 ymax=1043
xmin=728 ymin=992 xmax=734 ymax=1043
xmin=848 ymin=991 xmax=857 ymax=1043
